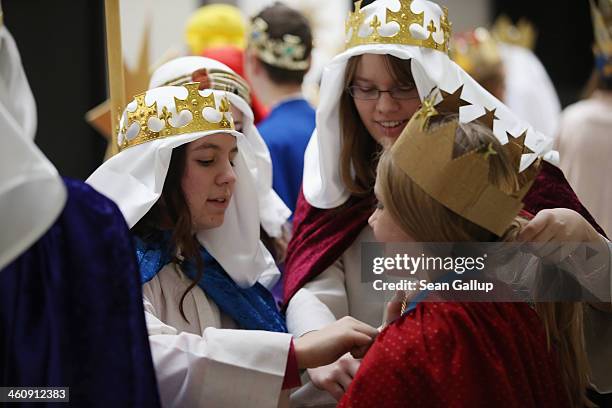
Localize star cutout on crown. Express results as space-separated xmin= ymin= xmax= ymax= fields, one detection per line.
xmin=507 ymin=130 xmax=534 ymax=155
xmin=474 ymin=107 xmax=499 ymax=130
xmin=503 ymin=130 xmax=534 ymax=172
xmin=435 ymin=85 xmax=471 ymax=114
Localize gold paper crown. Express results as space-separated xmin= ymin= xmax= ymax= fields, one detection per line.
xmin=451 ymin=28 xmax=503 ymax=80
xmin=491 ymin=15 xmax=537 ymax=50
xmin=345 ymin=0 xmax=451 ymax=54
xmin=118 ymin=83 xmax=234 ymax=151
xmin=391 ymin=87 xmax=541 ymax=236
xmin=248 ymin=17 xmax=310 ymax=71
xmin=159 ymin=68 xmax=252 ymax=105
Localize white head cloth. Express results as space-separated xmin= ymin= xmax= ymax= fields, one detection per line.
xmin=149 ymin=56 xmax=291 ymax=238
xmin=499 ymin=43 xmax=562 ymax=137
xmin=86 ymin=86 xmax=278 ymax=288
xmin=303 ymin=0 xmax=558 ymax=209
xmin=0 ymin=25 xmax=66 ymax=270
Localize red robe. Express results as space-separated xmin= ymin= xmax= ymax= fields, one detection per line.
xmin=283 ymin=161 xmax=607 ymax=304
xmin=339 ymin=301 xmax=570 ymax=408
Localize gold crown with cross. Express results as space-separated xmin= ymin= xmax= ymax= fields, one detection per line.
xmin=391 ymin=86 xmax=541 ymax=236
xmin=117 ymin=83 xmax=234 ymax=152
xmin=346 ymin=0 xmax=451 ymax=54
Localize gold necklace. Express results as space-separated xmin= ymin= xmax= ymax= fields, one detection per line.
xmin=400 ymin=291 xmax=409 ymax=316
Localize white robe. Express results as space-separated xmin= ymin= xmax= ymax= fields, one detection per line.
xmin=286 ymin=227 xmax=385 ymax=407
xmin=143 ymin=263 xmax=293 ymax=407
xmin=557 ymin=91 xmax=612 ymax=237
xmin=500 ymin=44 xmax=562 ymax=137
xmin=288 ymin=227 xmax=384 ymax=331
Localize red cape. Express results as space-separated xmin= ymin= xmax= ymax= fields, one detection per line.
xmin=339 ymin=301 xmax=570 ymax=408
xmin=283 ymin=161 xmax=607 ymax=304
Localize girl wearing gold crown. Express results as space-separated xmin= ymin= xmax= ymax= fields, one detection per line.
xmin=86 ymin=84 xmax=379 ymax=407
xmin=283 ymin=0 xmax=611 ymax=401
xmin=148 ymin=55 xmax=293 ymax=266
xmin=338 ymin=105 xmax=588 ymax=407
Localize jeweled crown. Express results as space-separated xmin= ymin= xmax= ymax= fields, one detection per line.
xmin=248 ymin=17 xmax=310 ymax=71
xmin=117 ymin=83 xmax=234 ymax=151
xmin=391 ymin=87 xmax=541 ymax=236
xmin=345 ymin=0 xmax=451 ymax=54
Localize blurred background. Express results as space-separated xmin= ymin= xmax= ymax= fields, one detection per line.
xmin=2 ymin=0 xmax=595 ymax=180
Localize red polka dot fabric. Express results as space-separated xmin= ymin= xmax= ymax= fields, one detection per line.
xmin=339 ymin=302 xmax=569 ymax=408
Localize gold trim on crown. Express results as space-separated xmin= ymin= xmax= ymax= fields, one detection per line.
xmin=159 ymin=68 xmax=252 ymax=105
xmin=591 ymin=0 xmax=612 ymax=54
xmin=451 ymin=28 xmax=503 ymax=80
xmin=391 ymin=87 xmax=541 ymax=236
xmin=248 ymin=17 xmax=310 ymax=71
xmin=118 ymin=83 xmax=234 ymax=152
xmin=491 ymin=15 xmax=537 ymax=50
xmin=346 ymin=0 xmax=451 ymax=54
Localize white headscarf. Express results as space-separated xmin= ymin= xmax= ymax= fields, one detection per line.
xmin=149 ymin=56 xmax=291 ymax=238
xmin=86 ymin=85 xmax=278 ymax=288
xmin=303 ymin=0 xmax=558 ymax=209
xmin=0 ymin=25 xmax=66 ymax=270
xmin=499 ymin=43 xmax=562 ymax=137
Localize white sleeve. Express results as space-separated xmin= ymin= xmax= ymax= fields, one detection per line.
xmin=301 ymin=258 xmax=349 ymax=320
xmin=285 ymin=288 xmax=336 ymax=337
xmin=285 ymin=258 xmax=348 ymax=339
xmin=143 ymin=297 xmax=293 ymax=408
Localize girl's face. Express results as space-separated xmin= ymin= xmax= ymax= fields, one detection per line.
xmin=352 ymin=54 xmax=421 ymax=148
xmin=181 ymin=133 xmax=238 ymax=232
xmin=368 ymin=180 xmax=414 ymax=243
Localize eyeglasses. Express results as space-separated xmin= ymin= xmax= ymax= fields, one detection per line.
xmin=347 ymin=85 xmax=419 ymax=100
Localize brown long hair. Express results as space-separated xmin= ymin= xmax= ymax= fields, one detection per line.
xmin=377 ymin=116 xmax=591 ymax=407
xmin=339 ymin=54 xmax=416 ymax=196
xmin=132 ymin=145 xmax=204 ymax=321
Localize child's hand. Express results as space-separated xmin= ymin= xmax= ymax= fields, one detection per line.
xmin=518 ymin=208 xmax=611 ymax=310
xmin=307 ymin=354 xmax=361 ymax=401
xmin=293 ymin=317 xmax=378 ymax=369
xmin=518 ymin=208 xmax=604 ymax=262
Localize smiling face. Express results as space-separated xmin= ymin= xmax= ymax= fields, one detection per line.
xmin=181 ymin=133 xmax=238 ymax=231
xmin=351 ymin=54 xmax=421 ymax=147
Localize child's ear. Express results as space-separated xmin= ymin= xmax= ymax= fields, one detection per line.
xmin=245 ymin=50 xmax=263 ymax=76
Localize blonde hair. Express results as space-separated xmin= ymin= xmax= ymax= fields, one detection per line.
xmin=377 ymin=115 xmax=591 ymax=407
